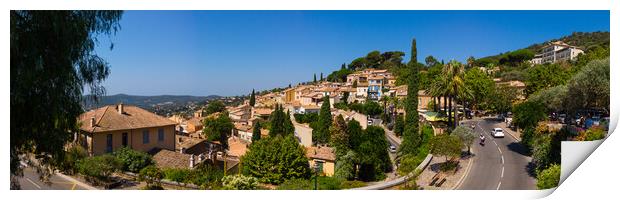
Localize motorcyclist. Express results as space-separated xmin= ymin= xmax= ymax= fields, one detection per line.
xmin=480 ymin=134 xmax=485 ymax=145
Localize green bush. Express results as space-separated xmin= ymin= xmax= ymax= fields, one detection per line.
xmin=294 ymin=113 xmax=319 ymax=124
xmin=163 ymin=168 xmax=192 ymax=183
xmin=113 ymin=147 xmax=153 ymax=173
xmin=536 ymin=164 xmax=560 ymax=189
xmin=139 ymin=165 xmax=163 ymax=189
xmin=340 ymin=180 xmax=367 ymax=189
xmin=276 ymin=176 xmax=347 ymax=190
xmin=77 ymin=154 xmax=123 ymax=183
xmin=59 ymin=145 xmax=88 ymax=175
xmin=221 ymin=174 xmax=259 ymax=190
xmin=241 ymin=135 xmax=311 ymax=184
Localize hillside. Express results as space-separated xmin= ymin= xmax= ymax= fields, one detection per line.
xmin=477 ymin=31 xmax=609 ymax=66
xmin=82 ymin=94 xmax=221 ymax=111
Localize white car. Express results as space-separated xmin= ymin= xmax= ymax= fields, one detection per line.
xmin=389 ymin=145 xmax=397 ymax=153
xmin=491 ymin=128 xmax=505 ymax=138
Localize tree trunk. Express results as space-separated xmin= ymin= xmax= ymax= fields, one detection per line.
xmin=443 ymin=95 xmax=447 ymax=115
xmin=448 ymin=95 xmax=452 ymax=127
xmin=454 ymin=87 xmax=459 ymax=128
xmin=433 ymin=97 xmax=438 ymax=112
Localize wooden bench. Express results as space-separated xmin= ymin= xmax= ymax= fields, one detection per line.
xmin=436 ymin=178 xmax=447 ymax=187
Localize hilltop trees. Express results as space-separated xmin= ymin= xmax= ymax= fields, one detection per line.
xmin=10 ymin=11 xmax=123 ymax=186
xmin=249 ymin=89 xmax=256 ymax=107
xmin=313 ymin=96 xmax=333 ymax=145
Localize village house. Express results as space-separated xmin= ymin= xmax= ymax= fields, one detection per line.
xmin=306 ymin=146 xmax=336 ymax=177
xmin=77 ymin=103 xmax=177 ymax=156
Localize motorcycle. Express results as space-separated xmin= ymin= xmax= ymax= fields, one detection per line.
xmin=479 ymin=134 xmax=485 ymax=146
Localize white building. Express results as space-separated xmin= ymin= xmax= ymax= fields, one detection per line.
xmin=532 ymin=41 xmax=584 ymax=64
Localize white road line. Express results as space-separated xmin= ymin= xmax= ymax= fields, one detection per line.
xmin=493 ymin=140 xmax=498 ymax=146
xmin=497 ymin=146 xmax=503 ymax=154
xmin=497 ymin=181 xmax=502 ymax=190
xmin=25 ymin=177 xmax=42 ymax=189
xmin=501 ymin=156 xmax=505 ymax=164
xmin=501 ymin=166 xmax=505 ymax=178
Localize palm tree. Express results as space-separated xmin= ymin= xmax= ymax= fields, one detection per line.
xmin=443 ymin=60 xmax=467 ymax=128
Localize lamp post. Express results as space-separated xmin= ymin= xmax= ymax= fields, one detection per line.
xmin=313 ymin=162 xmax=320 ymax=190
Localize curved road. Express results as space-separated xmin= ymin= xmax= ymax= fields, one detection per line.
xmin=458 ymin=118 xmax=536 ymax=190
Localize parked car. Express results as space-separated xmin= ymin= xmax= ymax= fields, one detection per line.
xmin=491 ymin=128 xmax=505 ymax=138
xmin=389 ymin=145 xmax=397 ymax=153
xmin=368 ymin=119 xmax=373 ymax=125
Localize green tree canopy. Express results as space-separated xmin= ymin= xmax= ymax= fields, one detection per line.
xmin=430 ymin=134 xmax=462 ymax=163
xmin=203 ymin=112 xmax=234 ymax=149
xmin=204 ymin=100 xmax=226 ymax=115
xmin=399 ymin=38 xmax=421 ymax=157
xmin=269 ymin=104 xmax=294 ymax=137
xmin=10 ymin=11 xmax=123 ymax=186
xmin=313 ymin=96 xmax=333 ymax=145
xmin=464 ymin=67 xmax=495 ymax=111
xmin=249 ymin=89 xmax=256 ymax=107
xmin=536 ymin=164 xmax=560 ymax=189
xmin=452 ymin=126 xmax=476 ymax=155
xmin=330 ymin=115 xmax=350 ymax=157
xmin=528 ymin=85 xmax=568 ymax=113
xmin=512 ymin=101 xmax=547 ymax=130
xmin=565 ymin=58 xmax=610 ymax=113
xmin=241 ymin=135 xmax=311 ymax=184
xmin=525 ymin=63 xmax=571 ymax=96
xmin=252 ymin=121 xmax=262 ymax=142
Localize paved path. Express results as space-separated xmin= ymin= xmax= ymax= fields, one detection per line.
xmin=17 ymin=167 xmax=94 ymax=190
xmin=457 ymin=118 xmax=536 ymax=190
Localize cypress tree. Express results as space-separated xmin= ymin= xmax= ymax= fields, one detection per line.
xmin=249 ymin=89 xmax=256 ymax=107
xmin=341 ymin=63 xmax=346 ymax=70
xmin=284 ymin=109 xmax=295 ymax=135
xmin=252 ymin=121 xmax=262 ymax=142
xmin=320 ymin=72 xmax=324 ymax=81
xmin=314 ymin=73 xmax=317 ymax=83
xmin=314 ymin=96 xmax=333 ymax=145
xmin=399 ymin=38 xmax=421 ymax=156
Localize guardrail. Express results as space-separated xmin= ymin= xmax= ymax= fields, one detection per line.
xmin=350 ymin=154 xmax=433 ymax=190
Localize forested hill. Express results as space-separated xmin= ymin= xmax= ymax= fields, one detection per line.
xmin=82 ymin=94 xmax=221 ymax=110
xmin=476 ymin=31 xmax=609 ymax=66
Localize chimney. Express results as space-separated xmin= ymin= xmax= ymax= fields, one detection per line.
xmin=90 ymin=117 xmax=96 ymax=128
xmin=189 ymin=154 xmax=195 ymax=168
xmin=118 ymin=103 xmax=124 ymax=114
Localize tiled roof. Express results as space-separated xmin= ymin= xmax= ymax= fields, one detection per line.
xmin=254 ymin=108 xmax=273 ymax=116
xmin=150 ymin=148 xmax=191 ymax=169
xmin=79 ymin=104 xmax=176 ymax=133
xmin=306 ymin=146 xmax=336 ymax=161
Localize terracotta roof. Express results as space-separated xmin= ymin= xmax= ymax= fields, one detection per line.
xmin=150 ymin=148 xmax=191 ymax=169
xmin=234 ymin=123 xmax=252 ymax=132
xmin=187 ymin=117 xmax=204 ymax=127
xmin=306 ymin=146 xmax=336 ymax=161
xmin=302 ymin=105 xmax=321 ymax=110
xmin=79 ymin=104 xmax=176 ymax=133
xmin=254 ymin=108 xmax=273 ymax=116
xmin=227 ymin=137 xmax=248 ymax=157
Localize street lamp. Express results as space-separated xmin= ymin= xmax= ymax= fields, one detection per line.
xmin=313 ymin=162 xmax=320 ymax=190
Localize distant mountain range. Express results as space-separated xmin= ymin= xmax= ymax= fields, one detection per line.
xmin=82 ymin=93 xmax=221 ymax=110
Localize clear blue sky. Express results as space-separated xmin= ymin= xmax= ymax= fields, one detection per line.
xmin=94 ymin=10 xmax=609 ymax=97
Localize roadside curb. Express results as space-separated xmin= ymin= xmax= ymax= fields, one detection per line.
xmin=56 ymin=172 xmax=98 ymax=190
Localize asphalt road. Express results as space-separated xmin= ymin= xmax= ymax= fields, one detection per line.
xmin=458 ymin=118 xmax=537 ymax=190
xmin=16 ymin=167 xmax=92 ymax=190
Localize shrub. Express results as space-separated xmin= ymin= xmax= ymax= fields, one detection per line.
xmin=59 ymin=145 xmax=88 ymax=175
xmin=221 ymin=174 xmax=259 ymax=190
xmin=138 ymin=165 xmax=163 ymax=189
xmin=294 ymin=113 xmax=319 ymax=124
xmin=276 ymin=177 xmax=346 ymax=190
xmin=576 ymin=127 xmax=606 ymax=141
xmin=340 ymin=180 xmax=367 ymax=189
xmin=241 ymin=135 xmax=311 ymax=184
xmin=191 ymin=163 xmax=225 ymax=189
xmin=162 ymin=168 xmax=192 ymax=183
xmin=113 ymin=147 xmax=153 ymax=173
xmin=536 ymin=164 xmax=560 ymax=189
xmin=77 ymin=154 xmax=122 ymax=183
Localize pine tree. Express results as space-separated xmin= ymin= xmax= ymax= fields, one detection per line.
xmin=341 ymin=63 xmax=346 ymax=70
xmin=314 ymin=73 xmax=317 ymax=83
xmin=252 ymin=121 xmax=261 ymax=142
xmin=249 ymin=89 xmax=256 ymax=107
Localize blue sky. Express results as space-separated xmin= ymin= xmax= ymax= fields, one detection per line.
xmin=94 ymin=10 xmax=609 ymax=96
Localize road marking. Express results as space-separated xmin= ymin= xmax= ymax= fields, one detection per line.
xmin=501 ymin=166 xmax=505 ymax=178
xmin=501 ymin=156 xmax=504 ymax=164
xmin=493 ymin=140 xmax=498 ymax=146
xmin=497 ymin=146 xmax=502 ymax=154
xmin=25 ymin=178 xmax=42 ymax=189
xmin=71 ymin=183 xmax=77 ymax=190
xmin=497 ymin=181 xmax=502 ymax=190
